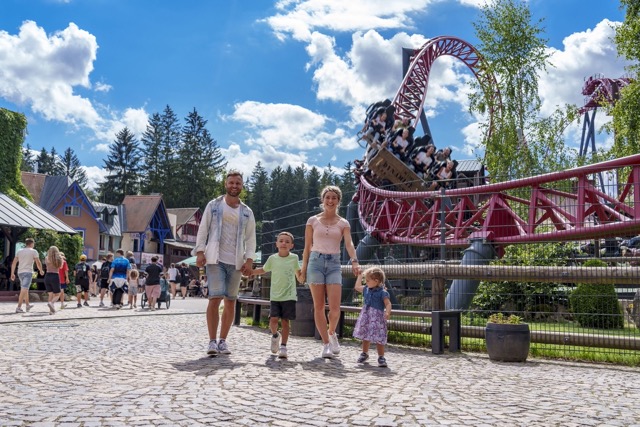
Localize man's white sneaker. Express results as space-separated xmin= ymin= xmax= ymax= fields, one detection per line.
xmin=278 ymin=345 xmax=288 ymax=359
xmin=270 ymin=332 xmax=281 ymax=354
xmin=321 ymin=343 xmax=334 ymax=359
xmin=218 ymin=340 xmax=231 ymax=354
xmin=47 ymin=303 xmax=55 ymax=314
xmin=207 ymin=340 xmax=219 ymax=355
xmin=26 ymin=304 xmax=34 ymax=312
xmin=328 ymin=332 xmax=341 ymax=355
xmin=15 ymin=307 xmax=24 ymax=313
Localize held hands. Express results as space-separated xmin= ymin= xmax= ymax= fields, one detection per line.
xmin=384 ymin=310 xmax=391 ymax=320
xmin=240 ymin=260 xmax=253 ymax=276
xmin=195 ymin=253 xmax=206 ymax=268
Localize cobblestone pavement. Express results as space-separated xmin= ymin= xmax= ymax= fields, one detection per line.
xmin=1 ymin=300 xmax=640 ymax=426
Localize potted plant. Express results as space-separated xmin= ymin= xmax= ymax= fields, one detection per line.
xmin=485 ymin=313 xmax=530 ymax=362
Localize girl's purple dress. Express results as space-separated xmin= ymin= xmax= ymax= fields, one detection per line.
xmin=353 ymin=286 xmax=390 ymax=345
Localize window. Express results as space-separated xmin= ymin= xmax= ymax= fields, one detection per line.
xmin=64 ymin=205 xmax=80 ymax=216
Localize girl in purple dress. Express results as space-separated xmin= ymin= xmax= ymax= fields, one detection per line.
xmin=353 ymin=266 xmax=392 ymax=367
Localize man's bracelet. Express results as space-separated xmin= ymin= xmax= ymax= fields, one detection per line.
xmin=350 ymin=259 xmax=359 ymax=263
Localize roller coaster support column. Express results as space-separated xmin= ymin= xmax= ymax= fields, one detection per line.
xmin=445 ymin=238 xmax=497 ymax=310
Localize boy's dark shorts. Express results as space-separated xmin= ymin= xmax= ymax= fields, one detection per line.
xmin=100 ymin=279 xmax=109 ymax=290
xmin=269 ymin=300 xmax=296 ymax=320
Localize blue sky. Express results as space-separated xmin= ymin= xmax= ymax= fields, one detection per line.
xmin=0 ymin=0 xmax=631 ymax=189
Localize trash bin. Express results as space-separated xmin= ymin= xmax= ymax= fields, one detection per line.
xmin=291 ymin=286 xmax=316 ymax=337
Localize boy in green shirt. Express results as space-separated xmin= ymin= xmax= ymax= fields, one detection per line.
xmin=252 ymin=232 xmax=302 ymax=359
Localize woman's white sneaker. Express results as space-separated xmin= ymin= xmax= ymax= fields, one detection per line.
xmin=321 ymin=343 xmax=334 ymax=359
xmin=328 ymin=332 xmax=341 ymax=355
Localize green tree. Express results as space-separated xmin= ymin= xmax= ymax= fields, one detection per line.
xmin=470 ymin=0 xmax=576 ymax=181
xmin=140 ymin=112 xmax=164 ymax=194
xmin=159 ymin=105 xmax=181 ymax=201
xmin=60 ymin=148 xmax=89 ymax=188
xmin=98 ymin=127 xmax=142 ymax=205
xmin=306 ymin=166 xmax=321 ymax=213
xmin=609 ymin=0 xmax=640 ymax=159
xmin=246 ymin=161 xmax=270 ymax=221
xmin=175 ymin=108 xmax=227 ymax=209
xmin=36 ymin=147 xmax=57 ymax=175
xmin=21 ymin=144 xmax=35 ymax=172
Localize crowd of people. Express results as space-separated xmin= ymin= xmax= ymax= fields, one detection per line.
xmin=194 ymin=170 xmax=392 ymax=367
xmin=356 ymin=100 xmax=460 ymax=191
xmin=7 ymin=245 xmax=208 ymax=315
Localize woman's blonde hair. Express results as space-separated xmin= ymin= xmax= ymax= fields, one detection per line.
xmin=46 ymin=246 xmax=63 ymax=269
xmin=363 ymin=266 xmax=386 ymax=286
xmin=320 ymin=185 xmax=342 ymax=210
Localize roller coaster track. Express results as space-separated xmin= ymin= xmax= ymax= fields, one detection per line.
xmin=357 ymin=153 xmax=640 ymax=247
xmin=393 ymin=36 xmax=501 ymax=134
xmin=357 ymin=36 xmax=640 ymax=248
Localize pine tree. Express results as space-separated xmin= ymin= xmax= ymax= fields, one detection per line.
xmin=160 ymin=105 xmax=181 ymax=202
xmin=140 ymin=112 xmax=164 ymax=194
xmin=60 ymin=148 xmax=88 ymax=188
xmin=21 ymin=144 xmax=35 ymax=172
xmin=36 ymin=148 xmax=55 ymax=174
xmin=175 ymin=108 xmax=227 ymax=209
xmin=307 ymin=166 xmax=321 ymax=212
xmin=98 ymin=127 xmax=142 ymax=205
xmin=247 ymin=161 xmax=270 ymax=222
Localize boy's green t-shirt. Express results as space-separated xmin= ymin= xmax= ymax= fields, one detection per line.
xmin=262 ymin=253 xmax=300 ymax=302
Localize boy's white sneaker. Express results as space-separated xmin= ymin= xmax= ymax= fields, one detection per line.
xmin=328 ymin=332 xmax=341 ymax=355
xmin=270 ymin=332 xmax=281 ymax=354
xmin=278 ymin=345 xmax=288 ymax=359
xmin=321 ymin=343 xmax=334 ymax=359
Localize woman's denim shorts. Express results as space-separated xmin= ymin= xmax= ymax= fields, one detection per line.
xmin=307 ymin=252 xmax=342 ymax=285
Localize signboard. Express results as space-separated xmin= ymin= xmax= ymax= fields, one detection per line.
xmin=140 ymin=252 xmax=163 ymax=266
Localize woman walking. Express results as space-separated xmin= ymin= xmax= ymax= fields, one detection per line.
xmin=44 ymin=246 xmax=64 ymax=314
xmin=301 ymin=186 xmax=360 ymax=358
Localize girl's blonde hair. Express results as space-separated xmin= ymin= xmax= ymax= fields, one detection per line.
xmin=130 ymin=269 xmax=139 ymax=280
xmin=46 ymin=246 xmax=63 ymax=269
xmin=363 ymin=266 xmax=386 ymax=287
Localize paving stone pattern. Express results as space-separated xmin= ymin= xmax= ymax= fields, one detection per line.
xmin=0 ymin=300 xmax=639 ymax=426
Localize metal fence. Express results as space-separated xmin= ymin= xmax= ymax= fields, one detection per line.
xmin=255 ymin=176 xmax=640 ymax=366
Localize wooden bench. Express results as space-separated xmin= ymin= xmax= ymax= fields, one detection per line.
xmin=233 ymin=296 xmax=461 ymax=355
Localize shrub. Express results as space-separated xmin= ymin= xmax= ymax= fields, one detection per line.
xmin=569 ymin=259 xmax=624 ymax=329
xmin=471 ymin=242 xmax=573 ymax=321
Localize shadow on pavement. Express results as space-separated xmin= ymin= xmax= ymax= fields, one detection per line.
xmin=300 ymin=357 xmax=348 ymax=378
xmin=172 ymin=356 xmax=248 ymax=376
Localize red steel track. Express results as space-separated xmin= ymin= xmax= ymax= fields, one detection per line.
xmin=357 ymin=153 xmax=640 ymax=247
xmin=357 ymin=37 xmax=640 ymax=247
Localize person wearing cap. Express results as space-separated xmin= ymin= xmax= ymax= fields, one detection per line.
xmin=74 ymin=255 xmax=92 ymax=308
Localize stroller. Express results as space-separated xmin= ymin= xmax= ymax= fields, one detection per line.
xmin=140 ymin=278 xmax=171 ymax=309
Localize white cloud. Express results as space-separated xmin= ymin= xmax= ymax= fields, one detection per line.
xmin=0 ymin=20 xmax=148 ymax=149
xmin=94 ymin=81 xmax=112 ymax=92
xmin=221 ymin=143 xmax=309 ymax=177
xmin=266 ymin=0 xmax=435 ymax=42
xmin=229 ymin=101 xmax=346 ymax=151
xmin=82 ymin=165 xmax=108 ymax=190
xmin=96 ymin=107 xmax=149 ymax=143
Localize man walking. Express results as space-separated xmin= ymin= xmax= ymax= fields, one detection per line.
xmin=74 ymin=255 xmax=92 ymax=308
xmin=194 ymin=170 xmax=256 ymax=356
xmin=108 ymin=249 xmax=131 ymax=309
xmin=10 ymin=238 xmax=44 ymax=313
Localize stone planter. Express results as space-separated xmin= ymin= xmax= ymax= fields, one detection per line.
xmin=485 ymin=322 xmax=530 ymax=362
